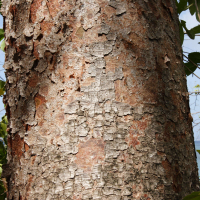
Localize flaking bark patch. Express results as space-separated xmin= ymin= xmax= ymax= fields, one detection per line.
xmin=162 ymin=158 xmax=172 ymax=178
xmin=39 ymin=85 xmax=49 ymax=96
xmin=127 ymin=134 xmax=140 ymax=148
xmin=9 ymin=134 xmax=24 ymax=158
xmin=30 ymin=0 xmax=43 ymax=23
xmin=76 ymin=26 xmax=85 ymax=39
xmin=40 ymin=21 xmax=54 ymax=35
xmin=24 ymin=142 xmax=29 ymax=152
xmin=34 ymin=94 xmax=46 ymax=109
xmin=25 ymin=174 xmax=34 ymax=198
xmin=75 ymin=138 xmax=105 ymax=172
xmin=28 ymin=73 xmax=39 ymax=87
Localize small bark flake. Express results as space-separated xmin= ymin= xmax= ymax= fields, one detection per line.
xmin=30 ymin=0 xmax=43 ymax=23
xmin=76 ymin=27 xmax=85 ymax=39
xmin=162 ymin=158 xmax=172 ymax=178
xmin=9 ymin=5 xmax=17 ymax=16
xmin=75 ymin=138 xmax=105 ymax=172
xmin=127 ymin=134 xmax=140 ymax=148
xmin=28 ymin=73 xmax=39 ymax=88
xmin=9 ymin=134 xmax=24 ymax=158
xmin=24 ymin=142 xmax=29 ymax=152
xmin=40 ymin=21 xmax=54 ymax=35
xmin=34 ymin=94 xmax=46 ymax=109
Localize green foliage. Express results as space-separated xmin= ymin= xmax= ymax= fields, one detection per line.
xmin=188 ymin=0 xmax=196 ymax=15
xmin=0 ymin=116 xmax=7 ymax=145
xmin=0 ymin=114 xmax=7 ymax=199
xmin=196 ymin=150 xmax=200 ymax=154
xmin=184 ymin=52 xmax=200 ymax=75
xmin=0 ymin=29 xmax=4 ymax=43
xmin=181 ymin=20 xmax=195 ymax=40
xmin=0 ymin=78 xmax=7 ymax=199
xmin=190 ymin=25 xmax=200 ymax=35
xmin=188 ymin=52 xmax=200 ymax=63
xmin=184 ymin=61 xmax=197 ymax=75
xmin=176 ymin=1 xmax=200 ymax=199
xmin=0 ymin=80 xmax=5 ymax=97
xmin=0 ymin=29 xmax=4 ymax=53
xmin=182 ymin=191 xmax=200 ymax=200
xmin=0 ymin=185 xmax=6 ymax=200
xmin=177 ymin=0 xmax=188 ymax=14
xmin=186 ymin=0 xmax=200 ymax=21
xmin=0 ymin=40 xmax=5 ymax=53
xmin=177 ymin=0 xmax=200 ymax=76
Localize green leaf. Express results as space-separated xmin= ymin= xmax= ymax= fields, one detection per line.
xmin=179 ymin=23 xmax=184 ymax=45
xmin=181 ymin=20 xmax=195 ymax=39
xmin=196 ymin=12 xmax=200 ymax=22
xmin=2 ymin=116 xmax=8 ymax=125
xmin=1 ymin=124 xmax=7 ymax=135
xmin=0 ymin=80 xmax=5 ymax=90
xmin=0 ymin=89 xmax=4 ymax=96
xmin=187 ymin=0 xmax=200 ymax=22
xmin=188 ymin=0 xmax=196 ymax=15
xmin=0 ymin=178 xmax=6 ymax=200
xmin=0 ymin=142 xmax=7 ymax=165
xmin=0 ymin=116 xmax=8 ymax=146
xmin=0 ymin=181 xmax=6 ymax=200
xmin=184 ymin=62 xmax=197 ymax=76
xmin=0 ymin=0 xmax=2 ymax=10
xmin=190 ymin=25 xmax=200 ymax=35
xmin=0 ymin=40 xmax=5 ymax=52
xmin=0 ymin=29 xmax=4 ymax=42
xmin=177 ymin=0 xmax=188 ymax=14
xmin=182 ymin=191 xmax=200 ymax=200
xmin=188 ymin=52 xmax=200 ymax=63
xmin=176 ymin=0 xmax=178 ymax=7
xmin=186 ymin=2 xmax=195 ymax=10
xmin=0 ymin=117 xmax=8 ymax=140
xmin=196 ymin=150 xmax=200 ymax=154
xmin=0 ymin=80 xmax=5 ymax=96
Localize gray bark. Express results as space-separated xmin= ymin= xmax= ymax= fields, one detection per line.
xmin=1 ymin=0 xmax=199 ymax=199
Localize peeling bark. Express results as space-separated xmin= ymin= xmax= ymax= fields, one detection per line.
xmin=1 ymin=0 xmax=199 ymax=199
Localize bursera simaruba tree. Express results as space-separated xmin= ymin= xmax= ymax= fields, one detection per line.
xmin=1 ymin=0 xmax=199 ymax=199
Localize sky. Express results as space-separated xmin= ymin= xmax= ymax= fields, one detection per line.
xmin=0 ymin=11 xmax=199 ymax=139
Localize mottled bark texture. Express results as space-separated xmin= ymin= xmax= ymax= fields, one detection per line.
xmin=1 ymin=0 xmax=199 ymax=199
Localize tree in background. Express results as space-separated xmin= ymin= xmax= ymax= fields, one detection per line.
xmin=177 ymin=0 xmax=200 ymax=76
xmin=0 ymin=0 xmax=200 ymax=199
xmin=176 ymin=0 xmax=200 ymax=141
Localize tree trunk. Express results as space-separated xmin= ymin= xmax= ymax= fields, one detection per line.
xmin=1 ymin=0 xmax=199 ymax=199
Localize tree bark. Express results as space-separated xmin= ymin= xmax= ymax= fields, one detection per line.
xmin=1 ymin=0 xmax=199 ymax=199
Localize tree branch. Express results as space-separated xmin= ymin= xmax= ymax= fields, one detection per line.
xmin=195 ymin=0 xmax=200 ymax=21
